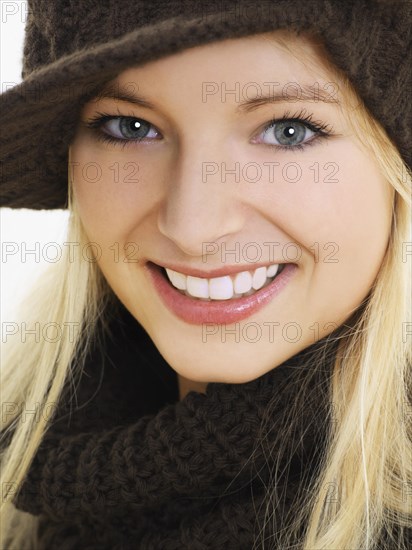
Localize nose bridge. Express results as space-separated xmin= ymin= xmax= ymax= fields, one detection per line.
xmin=157 ymin=139 xmax=244 ymax=256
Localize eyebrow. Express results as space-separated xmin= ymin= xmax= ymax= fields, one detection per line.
xmin=236 ymin=84 xmax=340 ymax=113
xmin=94 ymin=82 xmax=157 ymax=110
xmin=93 ymin=82 xmax=340 ymax=113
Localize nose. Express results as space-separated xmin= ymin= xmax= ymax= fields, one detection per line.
xmin=157 ymin=145 xmax=245 ymax=257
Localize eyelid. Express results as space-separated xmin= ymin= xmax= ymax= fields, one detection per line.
xmin=256 ymin=109 xmax=333 ymax=138
xmin=83 ymin=108 xmax=334 ymax=151
xmin=82 ymin=112 xmax=163 ymax=149
xmin=106 ymin=116 xmax=160 ymax=140
xmin=251 ymin=108 xmax=334 ymax=152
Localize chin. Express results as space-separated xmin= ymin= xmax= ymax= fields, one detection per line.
xmin=145 ymin=329 xmax=303 ymax=385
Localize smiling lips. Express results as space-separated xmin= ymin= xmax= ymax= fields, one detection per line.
xmin=145 ymin=261 xmax=297 ymax=325
xmin=165 ymin=263 xmax=285 ymax=301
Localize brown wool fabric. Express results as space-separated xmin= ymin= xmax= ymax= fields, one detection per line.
xmin=0 ymin=0 xmax=411 ymax=210
xmin=3 ymin=1 xmax=412 ymax=548
xmin=13 ymin=301 xmax=334 ymax=549
xmin=11 ymin=301 xmax=412 ymax=548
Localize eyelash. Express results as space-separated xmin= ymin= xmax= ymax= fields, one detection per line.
xmin=82 ymin=107 xmax=334 ymax=153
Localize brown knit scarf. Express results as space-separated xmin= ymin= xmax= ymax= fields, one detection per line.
xmin=10 ymin=303 xmax=393 ymax=549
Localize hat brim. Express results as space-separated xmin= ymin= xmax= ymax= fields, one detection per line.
xmin=0 ymin=4 xmax=410 ymax=209
xmin=1 ymin=13 xmax=296 ymax=209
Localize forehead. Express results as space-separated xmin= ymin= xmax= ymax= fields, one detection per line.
xmin=98 ymin=31 xmax=336 ymax=102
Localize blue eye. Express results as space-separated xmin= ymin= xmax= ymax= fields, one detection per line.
xmin=104 ymin=117 xmax=159 ymax=140
xmin=255 ymin=111 xmax=333 ymax=152
xmin=261 ymin=120 xmax=314 ymax=146
xmin=83 ymin=113 xmax=161 ymax=148
xmin=83 ymin=109 xmax=333 ymax=152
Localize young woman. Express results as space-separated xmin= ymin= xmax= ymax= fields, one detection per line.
xmin=1 ymin=1 xmax=411 ymax=548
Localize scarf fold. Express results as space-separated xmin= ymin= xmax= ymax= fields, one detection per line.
xmin=14 ymin=303 xmax=333 ymax=549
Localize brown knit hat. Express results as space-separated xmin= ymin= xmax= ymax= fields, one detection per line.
xmin=0 ymin=0 xmax=411 ymax=210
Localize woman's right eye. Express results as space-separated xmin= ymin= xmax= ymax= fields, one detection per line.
xmin=83 ymin=114 xmax=161 ymax=146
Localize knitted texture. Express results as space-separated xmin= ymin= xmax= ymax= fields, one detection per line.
xmin=10 ymin=303 xmax=412 ymax=548
xmin=13 ymin=303 xmax=330 ymax=549
xmin=0 ymin=0 xmax=411 ymax=209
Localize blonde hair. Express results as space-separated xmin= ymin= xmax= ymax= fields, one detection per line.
xmin=254 ymin=31 xmax=412 ymax=549
xmin=0 ymin=191 xmax=114 ymax=548
xmin=1 ymin=31 xmax=411 ymax=549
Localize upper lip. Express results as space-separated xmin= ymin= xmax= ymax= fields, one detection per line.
xmin=147 ymin=260 xmax=289 ymax=279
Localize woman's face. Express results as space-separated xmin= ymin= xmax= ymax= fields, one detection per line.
xmin=69 ymin=32 xmax=393 ymax=384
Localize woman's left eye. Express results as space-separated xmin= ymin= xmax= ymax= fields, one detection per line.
xmin=254 ymin=116 xmax=331 ymax=152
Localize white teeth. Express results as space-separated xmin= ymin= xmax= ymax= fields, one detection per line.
xmin=209 ymin=276 xmax=234 ymax=300
xmin=164 ymin=263 xmax=282 ymax=300
xmin=165 ymin=268 xmax=187 ymax=290
xmin=252 ymin=266 xmax=267 ymax=290
xmin=186 ymin=275 xmax=209 ymax=298
xmin=234 ymin=270 xmax=253 ymax=294
xmin=267 ymin=264 xmax=280 ymax=277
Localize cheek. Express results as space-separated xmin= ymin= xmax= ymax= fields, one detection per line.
xmin=296 ymin=143 xmax=392 ymax=318
xmin=242 ymin=141 xmax=392 ymax=320
xmin=69 ymin=138 xmax=166 ymax=243
xmin=299 ymin=142 xmax=392 ymax=265
xmin=247 ymin=141 xmax=391 ymax=262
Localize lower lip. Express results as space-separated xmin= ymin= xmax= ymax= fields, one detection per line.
xmin=144 ymin=262 xmax=298 ymax=325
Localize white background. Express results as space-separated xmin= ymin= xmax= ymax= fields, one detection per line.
xmin=1 ymin=1 xmax=69 ymax=321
